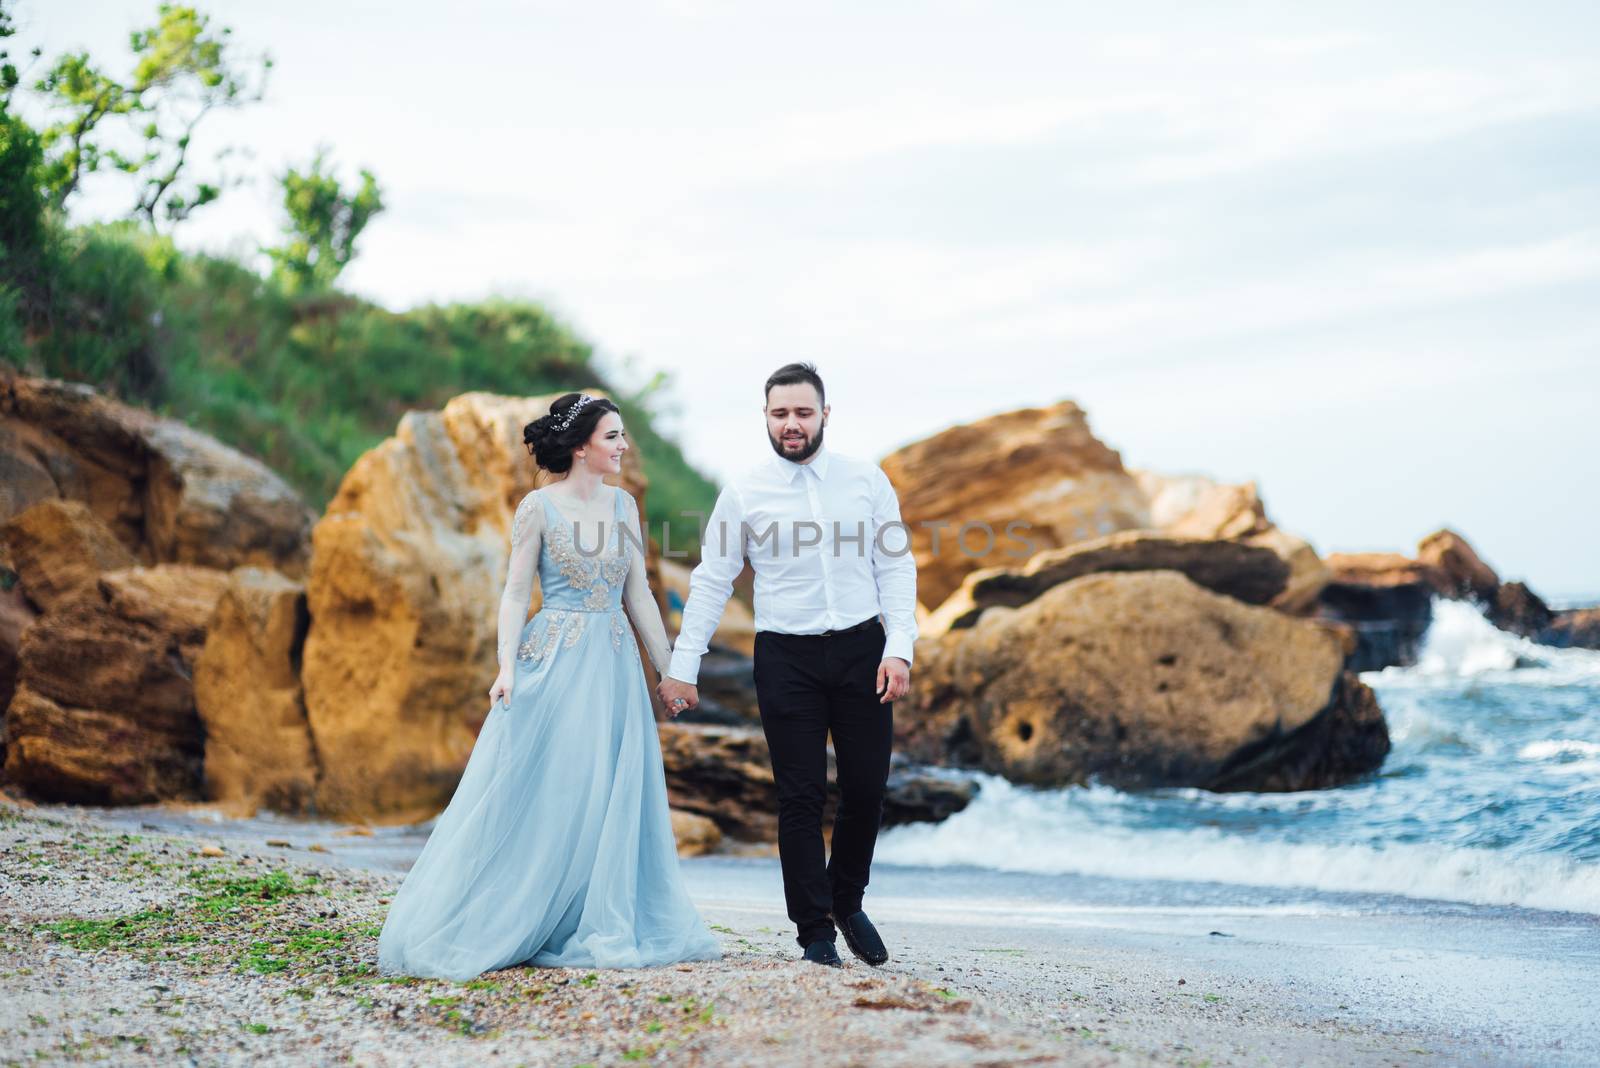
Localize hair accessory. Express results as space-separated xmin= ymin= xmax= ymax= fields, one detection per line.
xmin=555 ymin=394 xmax=594 ymax=431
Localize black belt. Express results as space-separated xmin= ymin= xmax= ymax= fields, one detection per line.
xmin=760 ymin=615 xmax=881 ymax=639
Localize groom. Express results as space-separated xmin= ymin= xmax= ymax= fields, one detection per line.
xmin=658 ymin=363 xmax=917 ymax=968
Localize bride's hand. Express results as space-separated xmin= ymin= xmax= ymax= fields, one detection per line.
xmin=489 ymin=669 xmax=513 ymax=708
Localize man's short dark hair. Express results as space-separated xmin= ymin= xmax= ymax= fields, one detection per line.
xmin=764 ymin=362 xmax=825 ymax=407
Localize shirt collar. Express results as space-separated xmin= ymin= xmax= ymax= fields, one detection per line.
xmin=771 ymin=443 xmax=830 ymax=484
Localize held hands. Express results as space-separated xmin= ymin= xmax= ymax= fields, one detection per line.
xmin=657 ymin=677 xmax=698 ymax=719
xmin=876 ymin=657 xmax=911 ymax=703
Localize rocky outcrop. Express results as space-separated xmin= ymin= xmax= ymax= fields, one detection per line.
xmin=899 ymin=570 xmax=1387 ymax=792
xmin=658 ymin=722 xmax=977 ymax=842
xmin=923 ymin=531 xmax=1290 ymax=633
xmin=658 ymin=723 xmax=776 ymax=840
xmin=2 ymin=501 xmax=140 ymax=764
xmin=882 ymin=405 xmax=1330 ymax=630
xmin=1316 ymin=553 xmax=1436 ymax=672
xmin=1416 ymin=529 xmax=1500 ymax=602
xmin=0 ymin=370 xmax=315 ymax=577
xmin=192 ymin=568 xmax=318 ymax=815
xmin=1131 ymin=470 xmax=1329 ymax=614
xmin=1540 ymin=607 xmax=1600 ymax=650
xmin=669 ymin=808 xmax=723 ymax=857
xmin=880 ymin=401 xmax=1150 ymax=609
xmin=1490 ymin=581 xmax=1553 ymax=639
xmin=1317 ymin=530 xmax=1562 ymax=669
xmin=0 ymin=575 xmax=32 ymax=759
xmin=1 ymin=499 xmax=139 ymax=611
xmin=299 ymin=389 xmax=655 ymax=823
xmin=3 ymin=565 xmax=230 ymax=803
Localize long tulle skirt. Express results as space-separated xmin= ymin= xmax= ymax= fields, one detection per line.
xmin=376 ymin=607 xmax=722 ymax=981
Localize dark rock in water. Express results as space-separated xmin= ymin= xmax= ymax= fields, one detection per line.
xmin=1416 ymin=528 xmax=1500 ymax=602
xmin=1539 ymin=606 xmax=1600 ymax=650
xmin=658 ymin=722 xmax=976 ymax=841
xmin=1320 ymin=534 xmax=1569 ymax=667
xmin=1316 ymin=554 xmax=1435 ymax=671
xmin=1488 ymin=581 xmax=1554 ymax=640
xmin=881 ymin=765 xmax=978 ymax=828
xmin=899 ymin=570 xmax=1389 ymax=793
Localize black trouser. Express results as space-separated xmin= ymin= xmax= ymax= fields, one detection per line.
xmin=753 ymin=616 xmax=894 ymax=948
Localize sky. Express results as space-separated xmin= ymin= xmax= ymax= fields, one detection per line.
xmin=22 ymin=1 xmax=1600 ymax=598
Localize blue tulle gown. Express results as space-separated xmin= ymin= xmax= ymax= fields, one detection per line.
xmin=377 ymin=484 xmax=722 ymax=981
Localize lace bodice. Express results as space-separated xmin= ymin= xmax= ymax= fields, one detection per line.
xmin=495 ymin=484 xmax=671 ymax=675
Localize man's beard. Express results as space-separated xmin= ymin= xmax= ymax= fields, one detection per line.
xmin=769 ymin=423 xmax=824 ymax=462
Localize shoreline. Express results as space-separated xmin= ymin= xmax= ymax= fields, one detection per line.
xmin=5 ymin=797 xmax=1595 ymax=1065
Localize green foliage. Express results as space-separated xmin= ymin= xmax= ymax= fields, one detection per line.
xmin=0 ymin=1 xmax=39 ymax=106
xmin=24 ymin=221 xmax=169 ymax=400
xmin=0 ymin=105 xmax=46 ymax=302
xmin=267 ymin=148 xmax=383 ymax=293
xmin=33 ymin=49 xmax=129 ymax=208
xmin=30 ymin=3 xmax=269 ymax=227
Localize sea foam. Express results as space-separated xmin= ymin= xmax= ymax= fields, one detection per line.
xmin=876 ymin=774 xmax=1600 ymax=915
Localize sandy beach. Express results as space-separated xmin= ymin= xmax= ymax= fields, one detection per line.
xmin=5 ymin=796 xmax=1593 ymax=1067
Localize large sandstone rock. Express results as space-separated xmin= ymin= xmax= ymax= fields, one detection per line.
xmin=880 ymin=401 xmax=1150 ymax=609
xmin=1132 ymin=470 xmax=1329 ymax=614
xmin=0 ymin=576 xmax=32 ymax=761
xmin=899 ymin=570 xmax=1388 ymax=792
xmin=2 ymin=498 xmax=138 ymax=611
xmin=300 ymin=390 xmax=655 ymax=822
xmin=1 ymin=501 xmax=138 ymax=759
xmin=0 ymin=370 xmax=315 ymax=577
xmin=658 ymin=722 xmax=977 ymax=842
xmin=1133 ymin=469 xmax=1267 ymax=540
xmin=669 ymin=808 xmax=723 ymax=857
xmin=193 ymin=568 xmax=318 ymax=814
xmin=3 ymin=565 xmax=230 ymax=803
xmin=923 ymin=531 xmax=1290 ymax=633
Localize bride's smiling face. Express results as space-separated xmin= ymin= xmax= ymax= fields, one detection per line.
xmin=575 ymin=411 xmax=628 ymax=475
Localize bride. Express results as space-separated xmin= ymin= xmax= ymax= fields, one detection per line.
xmin=377 ymin=392 xmax=723 ymax=981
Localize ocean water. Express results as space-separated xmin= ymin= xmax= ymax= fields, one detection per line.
xmin=876 ymin=598 xmax=1600 ymax=916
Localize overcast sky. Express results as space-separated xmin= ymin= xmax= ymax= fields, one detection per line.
xmin=26 ymin=1 xmax=1600 ymax=598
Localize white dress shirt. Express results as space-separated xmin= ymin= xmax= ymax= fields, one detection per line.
xmin=666 ymin=446 xmax=918 ymax=686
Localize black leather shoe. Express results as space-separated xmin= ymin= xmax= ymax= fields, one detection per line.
xmin=839 ymin=910 xmax=889 ymax=966
xmin=802 ymin=939 xmax=843 ymax=967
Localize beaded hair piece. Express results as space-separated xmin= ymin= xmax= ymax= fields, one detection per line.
xmin=554 ymin=394 xmax=594 ymax=431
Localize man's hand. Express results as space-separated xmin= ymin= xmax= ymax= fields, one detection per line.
xmin=658 ymin=677 xmax=699 ymax=719
xmin=876 ymin=657 xmax=910 ymax=703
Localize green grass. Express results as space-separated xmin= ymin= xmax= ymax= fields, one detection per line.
xmin=40 ymin=910 xmax=175 ymax=951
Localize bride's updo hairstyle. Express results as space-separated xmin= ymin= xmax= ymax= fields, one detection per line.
xmin=523 ymin=392 xmax=621 ymax=473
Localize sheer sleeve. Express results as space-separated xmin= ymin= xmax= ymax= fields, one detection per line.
xmin=619 ymin=490 xmax=671 ymax=676
xmin=496 ymin=490 xmax=543 ymax=673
